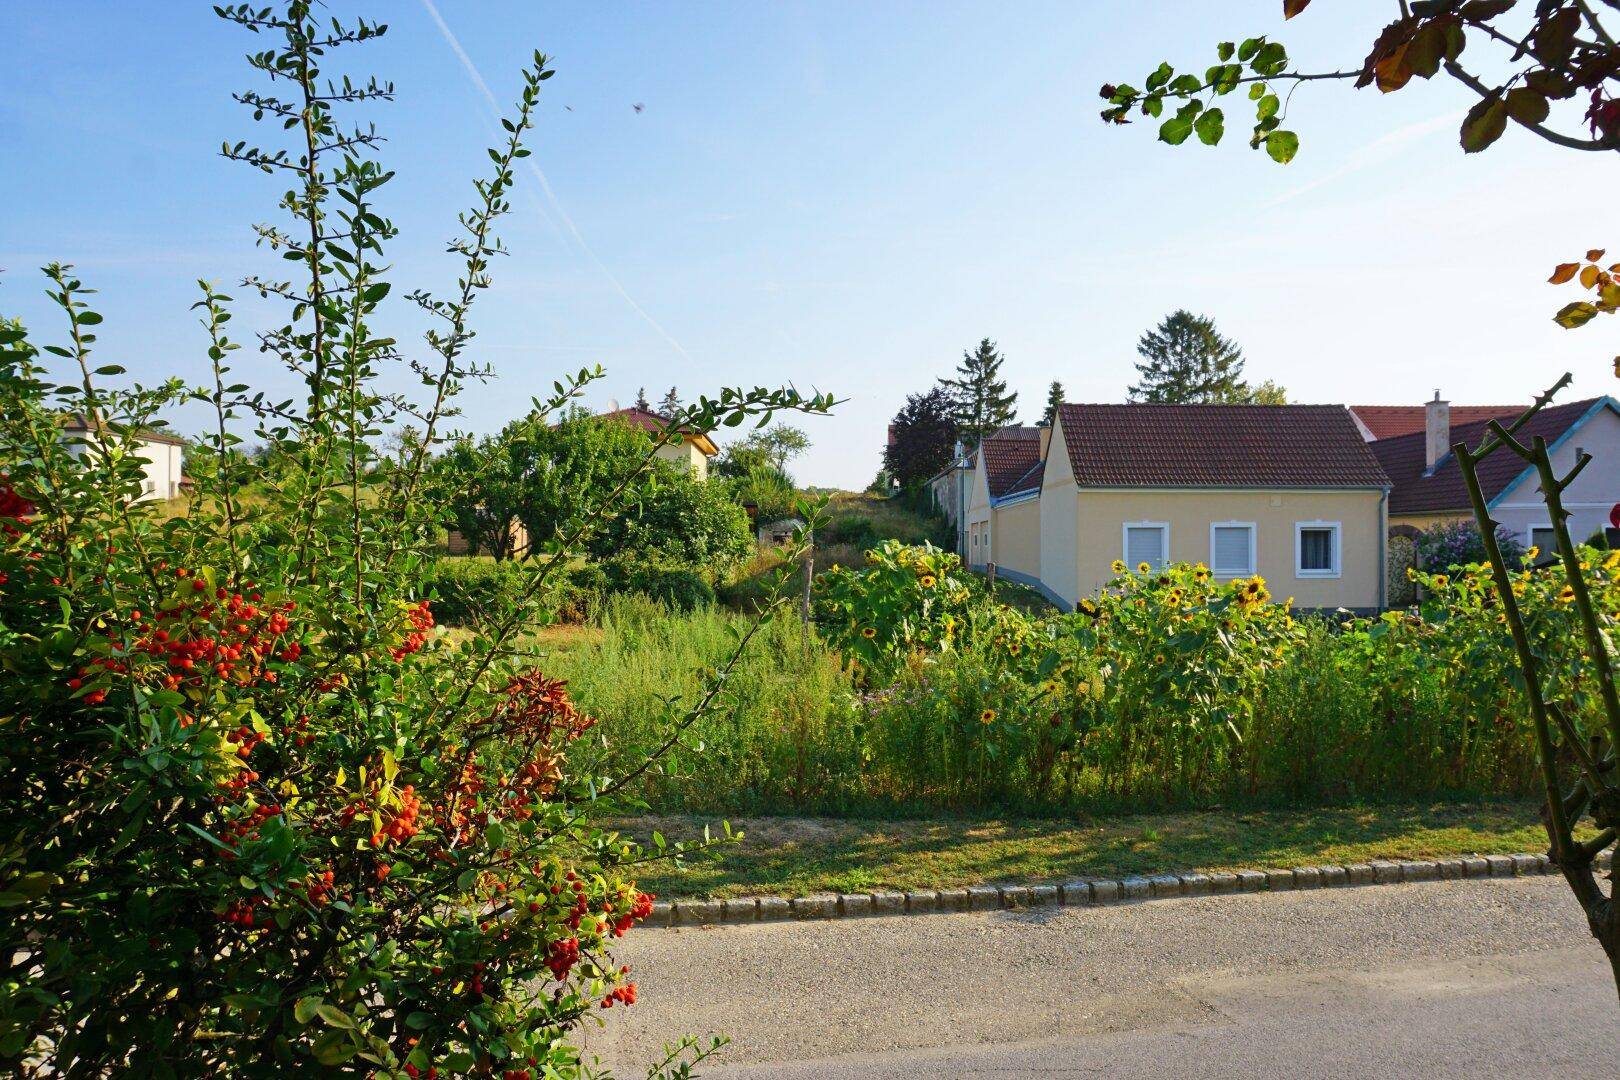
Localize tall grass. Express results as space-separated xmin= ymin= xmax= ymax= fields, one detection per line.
xmin=551 ymin=594 xmax=865 ymax=813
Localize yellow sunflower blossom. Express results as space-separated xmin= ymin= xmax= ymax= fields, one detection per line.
xmin=1137 ymin=562 xmax=1152 ymax=575
xmin=1557 ymin=585 xmax=1576 ymax=604
xmin=919 ymin=574 xmax=937 ymax=588
xmin=1111 ymin=559 xmax=1127 ymax=574
xmin=979 ymin=708 xmax=996 ymax=724
xmin=860 ymin=626 xmax=877 ymax=639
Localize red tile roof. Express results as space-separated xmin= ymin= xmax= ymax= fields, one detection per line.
xmin=1369 ymin=397 xmax=1606 ymax=515
xmin=1055 ymin=404 xmax=1389 ymax=489
xmin=600 ymin=406 xmax=717 ymax=455
xmin=1349 ymin=404 xmax=1523 ymax=440
xmin=978 ymin=427 xmax=1042 ymax=498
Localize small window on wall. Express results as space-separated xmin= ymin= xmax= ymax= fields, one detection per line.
xmin=1296 ymin=522 xmax=1340 ymax=578
xmin=1123 ymin=523 xmax=1169 ymax=571
xmin=1529 ymin=526 xmax=1558 ymax=555
xmin=1209 ymin=522 xmax=1256 ymax=577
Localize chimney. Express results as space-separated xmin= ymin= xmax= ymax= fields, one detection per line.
xmin=1424 ymin=390 xmax=1450 ymax=474
xmin=1038 ymin=422 xmax=1052 ymax=461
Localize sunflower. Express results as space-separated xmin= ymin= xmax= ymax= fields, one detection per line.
xmin=1078 ymin=598 xmax=1099 ymax=617
xmin=1153 ymin=653 xmax=1166 ymax=665
xmin=860 ymin=626 xmax=877 ymax=639
xmin=1111 ymin=559 xmax=1127 ymax=574
xmin=979 ymin=708 xmax=996 ymax=724
xmin=1525 ymin=546 xmax=1540 ymax=562
xmin=919 ymin=574 xmax=937 ymax=588
xmin=1137 ymin=561 xmax=1152 ymax=575
xmin=1558 ymin=585 xmax=1576 ymax=604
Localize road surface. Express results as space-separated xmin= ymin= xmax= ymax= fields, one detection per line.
xmin=585 ymin=876 xmax=1615 ymax=1078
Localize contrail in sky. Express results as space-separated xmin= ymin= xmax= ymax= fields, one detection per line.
xmin=419 ymin=0 xmax=695 ymax=363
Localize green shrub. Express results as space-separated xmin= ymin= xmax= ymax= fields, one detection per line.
xmin=626 ymin=566 xmax=715 ymax=612
xmin=0 ymin=12 xmax=828 ymax=1072
xmin=585 ymin=461 xmax=752 ymax=576
xmin=427 ymin=557 xmax=528 ymax=626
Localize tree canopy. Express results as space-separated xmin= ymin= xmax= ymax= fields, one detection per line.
xmin=1129 ymin=310 xmax=1269 ymax=404
xmin=883 ymin=385 xmax=959 ymax=489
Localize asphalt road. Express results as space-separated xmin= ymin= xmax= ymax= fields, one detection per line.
xmin=585 ymin=876 xmax=1616 ymax=1079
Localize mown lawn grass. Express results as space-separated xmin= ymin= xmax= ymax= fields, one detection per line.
xmin=620 ymin=801 xmax=1565 ymax=899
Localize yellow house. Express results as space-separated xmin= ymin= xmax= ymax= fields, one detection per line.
xmin=1027 ymin=404 xmax=1392 ymax=612
xmin=963 ymin=426 xmax=1045 ymax=586
xmin=602 ymin=406 xmax=718 ymax=480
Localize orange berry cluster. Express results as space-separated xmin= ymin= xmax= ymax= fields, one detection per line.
xmin=391 ymin=600 xmax=435 ymax=661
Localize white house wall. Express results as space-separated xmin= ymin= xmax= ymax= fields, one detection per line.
xmin=1491 ymin=402 xmax=1620 ymax=548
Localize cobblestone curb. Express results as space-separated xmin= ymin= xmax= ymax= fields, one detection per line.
xmin=643 ymin=850 xmax=1609 ymax=930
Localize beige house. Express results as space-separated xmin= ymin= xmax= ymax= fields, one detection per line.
xmin=603 ymin=405 xmax=717 ymax=480
xmin=60 ymin=414 xmax=186 ymax=502
xmin=1036 ymin=404 xmax=1391 ymax=611
xmin=962 ymin=426 xmax=1045 ymax=583
xmin=955 ymin=404 xmax=1391 ymax=611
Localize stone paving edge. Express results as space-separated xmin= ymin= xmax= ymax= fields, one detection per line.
xmin=643 ymin=850 xmax=1608 ymax=930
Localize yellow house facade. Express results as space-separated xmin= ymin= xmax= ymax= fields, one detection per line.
xmin=963 ymin=427 xmax=1045 ymax=585
xmin=959 ymin=403 xmax=1392 ymax=612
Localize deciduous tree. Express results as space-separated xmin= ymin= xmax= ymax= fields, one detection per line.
xmin=884 ymin=385 xmax=959 ymax=489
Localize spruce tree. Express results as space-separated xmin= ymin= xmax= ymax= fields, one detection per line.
xmin=658 ymin=386 xmax=681 ymax=416
xmin=634 ymin=386 xmax=650 ymax=410
xmin=941 ymin=337 xmax=1018 ymax=446
xmin=1041 ymin=380 xmax=1065 ymax=426
xmin=1128 ymin=310 xmax=1252 ymax=404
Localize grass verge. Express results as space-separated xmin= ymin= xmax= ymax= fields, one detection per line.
xmin=621 ymin=801 xmax=1565 ymax=899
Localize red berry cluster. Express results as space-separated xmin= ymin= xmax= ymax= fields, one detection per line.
xmin=543 ymin=937 xmax=579 ymax=980
xmin=607 ymin=891 xmax=656 ymax=938
xmin=371 ymin=784 xmax=422 ymax=848
xmin=391 ymin=600 xmax=435 ymax=661
xmin=286 ymin=867 xmax=337 ymax=907
xmin=219 ymin=895 xmax=265 ymax=927
xmin=71 ymin=569 xmax=303 ymax=703
xmin=600 ymin=981 xmax=637 ymax=1009
xmin=0 ymin=479 xmax=32 ymax=526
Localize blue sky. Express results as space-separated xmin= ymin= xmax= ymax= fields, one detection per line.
xmin=3 ymin=2 xmax=1614 ymax=488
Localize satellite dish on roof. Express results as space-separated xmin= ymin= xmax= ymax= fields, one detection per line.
xmin=605 ymin=397 xmax=619 ymax=413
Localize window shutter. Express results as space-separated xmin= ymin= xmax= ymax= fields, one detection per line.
xmin=1126 ymin=526 xmax=1165 ymax=569
xmin=1212 ymin=526 xmax=1252 ymax=575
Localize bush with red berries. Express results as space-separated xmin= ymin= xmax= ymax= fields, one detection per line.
xmin=0 ymin=5 xmax=826 ymax=1075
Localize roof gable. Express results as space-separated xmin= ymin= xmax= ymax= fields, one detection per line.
xmin=1054 ymin=403 xmax=1390 ymax=489
xmin=978 ymin=427 xmax=1042 ymax=499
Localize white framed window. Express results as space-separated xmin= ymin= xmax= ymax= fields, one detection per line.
xmin=1209 ymin=521 xmax=1256 ymax=577
xmin=1528 ymin=524 xmax=1557 ymax=555
xmin=1295 ymin=521 xmax=1341 ymax=578
xmin=1123 ymin=522 xmax=1169 ymax=571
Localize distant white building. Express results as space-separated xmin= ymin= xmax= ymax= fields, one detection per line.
xmin=60 ymin=415 xmax=186 ymax=502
